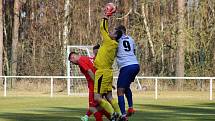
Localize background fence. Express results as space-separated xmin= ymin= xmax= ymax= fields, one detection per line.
xmin=0 ymin=76 xmax=214 ymax=100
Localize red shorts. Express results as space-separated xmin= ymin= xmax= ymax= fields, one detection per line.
xmin=89 ymin=92 xmax=98 ymax=107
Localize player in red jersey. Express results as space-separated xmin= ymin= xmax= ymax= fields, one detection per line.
xmin=68 ymin=45 xmax=110 ymax=121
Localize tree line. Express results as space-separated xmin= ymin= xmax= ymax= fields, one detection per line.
xmin=0 ymin=0 xmax=214 ymax=84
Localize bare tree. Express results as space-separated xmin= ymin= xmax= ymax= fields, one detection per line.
xmin=63 ymin=0 xmax=70 ymax=48
xmin=123 ymin=0 xmax=129 ymax=27
xmin=176 ymin=0 xmax=185 ymax=90
xmin=63 ymin=0 xmax=70 ymax=75
xmin=88 ymin=0 xmax=91 ymax=27
xmin=214 ymin=50 xmax=215 ymax=75
xmin=141 ymin=2 xmax=155 ymax=58
xmin=0 ymin=0 xmax=3 ymax=77
xmin=11 ymin=0 xmax=21 ymax=77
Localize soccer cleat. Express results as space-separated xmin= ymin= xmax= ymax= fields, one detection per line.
xmin=110 ymin=112 xmax=119 ymax=121
xmin=118 ymin=115 xmax=128 ymax=121
xmin=127 ymin=108 xmax=135 ymax=117
xmin=81 ymin=115 xmax=88 ymax=121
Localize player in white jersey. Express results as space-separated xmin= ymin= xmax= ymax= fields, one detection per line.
xmin=116 ymin=25 xmax=140 ymax=121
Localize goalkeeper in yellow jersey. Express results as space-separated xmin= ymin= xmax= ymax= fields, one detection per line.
xmin=93 ymin=3 xmax=122 ymax=121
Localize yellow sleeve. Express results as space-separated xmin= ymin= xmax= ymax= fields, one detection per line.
xmin=100 ymin=18 xmax=111 ymax=42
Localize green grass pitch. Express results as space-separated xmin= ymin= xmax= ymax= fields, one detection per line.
xmin=0 ymin=96 xmax=215 ymax=121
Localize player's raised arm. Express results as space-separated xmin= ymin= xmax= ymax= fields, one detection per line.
xmin=100 ymin=3 xmax=117 ymax=42
xmin=100 ymin=17 xmax=109 ymax=39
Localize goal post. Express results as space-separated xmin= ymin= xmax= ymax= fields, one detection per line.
xmin=66 ymin=45 xmax=142 ymax=96
xmin=66 ymin=45 xmax=93 ymax=96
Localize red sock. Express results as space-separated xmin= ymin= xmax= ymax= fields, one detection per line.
xmin=86 ymin=109 xmax=92 ymax=117
xmin=101 ymin=109 xmax=111 ymax=119
xmin=94 ymin=112 xmax=103 ymax=121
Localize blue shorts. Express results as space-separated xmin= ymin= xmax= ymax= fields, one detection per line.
xmin=117 ymin=64 xmax=140 ymax=88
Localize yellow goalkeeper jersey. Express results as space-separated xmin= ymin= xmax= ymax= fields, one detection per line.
xmin=94 ymin=18 xmax=118 ymax=69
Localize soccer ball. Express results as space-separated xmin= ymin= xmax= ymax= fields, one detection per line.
xmin=104 ymin=3 xmax=117 ymax=16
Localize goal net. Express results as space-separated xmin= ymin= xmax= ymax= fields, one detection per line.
xmin=66 ymin=45 xmax=142 ymax=96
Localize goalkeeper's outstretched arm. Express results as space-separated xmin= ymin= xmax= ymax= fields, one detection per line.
xmin=100 ymin=17 xmax=110 ymax=41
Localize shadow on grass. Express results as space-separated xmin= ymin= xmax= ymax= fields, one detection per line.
xmin=0 ymin=107 xmax=111 ymax=121
xmin=135 ymin=102 xmax=215 ymax=121
xmin=0 ymin=107 xmax=86 ymax=121
xmin=1 ymin=103 xmax=215 ymax=121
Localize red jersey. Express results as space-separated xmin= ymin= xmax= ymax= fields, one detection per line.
xmin=78 ymin=56 xmax=96 ymax=93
